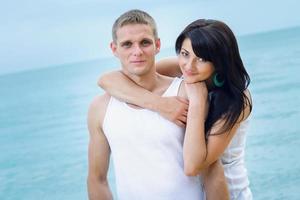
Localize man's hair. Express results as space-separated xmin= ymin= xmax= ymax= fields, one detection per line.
xmin=112 ymin=9 xmax=158 ymax=42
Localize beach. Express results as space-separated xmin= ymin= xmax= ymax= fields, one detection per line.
xmin=0 ymin=26 xmax=299 ymax=199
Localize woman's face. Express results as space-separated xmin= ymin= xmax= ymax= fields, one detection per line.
xmin=178 ymin=38 xmax=215 ymax=84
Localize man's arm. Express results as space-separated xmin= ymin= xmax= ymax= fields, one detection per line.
xmin=98 ymin=71 xmax=188 ymax=127
xmin=87 ymin=95 xmax=113 ymax=200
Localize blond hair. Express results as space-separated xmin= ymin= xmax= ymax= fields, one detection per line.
xmin=112 ymin=9 xmax=158 ymax=42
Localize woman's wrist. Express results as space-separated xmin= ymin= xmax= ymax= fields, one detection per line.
xmin=189 ymin=98 xmax=206 ymax=108
xmin=188 ymin=101 xmax=206 ymax=119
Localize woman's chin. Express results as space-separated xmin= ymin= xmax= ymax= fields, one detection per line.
xmin=183 ymin=78 xmax=199 ymax=84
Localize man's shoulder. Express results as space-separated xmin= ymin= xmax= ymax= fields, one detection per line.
xmin=88 ymin=93 xmax=111 ymax=125
xmin=89 ymin=93 xmax=111 ymax=110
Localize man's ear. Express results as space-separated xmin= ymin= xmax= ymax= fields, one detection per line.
xmin=110 ymin=41 xmax=118 ymax=57
xmin=155 ymin=38 xmax=161 ymax=54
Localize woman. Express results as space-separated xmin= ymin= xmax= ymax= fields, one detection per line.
xmin=99 ymin=19 xmax=252 ymax=199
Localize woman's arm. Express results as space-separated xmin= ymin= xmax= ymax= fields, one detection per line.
xmin=181 ymin=83 xmax=251 ymax=175
xmin=181 ymin=82 xmax=208 ymax=175
xmin=98 ymin=70 xmax=157 ymax=110
xmin=156 ymin=57 xmax=182 ymax=77
xmin=98 ymin=70 xmax=188 ymax=127
xmin=202 ymin=160 xmax=230 ymax=200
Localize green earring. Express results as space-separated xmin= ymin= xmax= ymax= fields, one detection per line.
xmin=213 ymin=73 xmax=224 ymax=87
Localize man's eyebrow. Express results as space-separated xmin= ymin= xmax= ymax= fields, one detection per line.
xmin=119 ymin=40 xmax=131 ymax=45
xmin=141 ymin=38 xmax=153 ymax=41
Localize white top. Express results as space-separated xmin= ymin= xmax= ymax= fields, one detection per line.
xmin=221 ymin=119 xmax=252 ymax=199
xmin=103 ymin=78 xmax=204 ymax=200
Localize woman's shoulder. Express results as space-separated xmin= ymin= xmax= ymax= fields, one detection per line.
xmin=244 ymin=89 xmax=251 ymax=100
xmin=241 ymin=89 xmax=252 ymax=121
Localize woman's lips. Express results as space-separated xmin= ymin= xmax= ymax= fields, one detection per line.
xmin=184 ymin=70 xmax=197 ymax=76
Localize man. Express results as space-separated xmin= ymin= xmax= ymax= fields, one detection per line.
xmin=87 ymin=9 xmax=228 ymax=200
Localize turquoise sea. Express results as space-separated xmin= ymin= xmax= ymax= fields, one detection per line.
xmin=1 ymin=26 xmax=300 ymax=199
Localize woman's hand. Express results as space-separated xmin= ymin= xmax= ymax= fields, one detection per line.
xmin=184 ymin=82 xmax=209 ymax=119
xmin=156 ymin=96 xmax=189 ymax=127
xmin=184 ymin=82 xmax=208 ymax=103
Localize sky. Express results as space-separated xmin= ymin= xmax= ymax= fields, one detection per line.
xmin=0 ymin=0 xmax=299 ymax=75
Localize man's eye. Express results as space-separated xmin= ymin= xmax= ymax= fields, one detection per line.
xmin=122 ymin=42 xmax=132 ymax=48
xmin=141 ymin=40 xmax=151 ymax=46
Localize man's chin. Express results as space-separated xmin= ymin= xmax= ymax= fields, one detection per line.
xmin=126 ymin=69 xmax=148 ymax=77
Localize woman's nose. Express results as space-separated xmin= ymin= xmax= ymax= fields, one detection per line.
xmin=185 ymin=59 xmax=194 ymax=70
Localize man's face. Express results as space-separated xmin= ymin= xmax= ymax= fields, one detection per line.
xmin=111 ymin=24 xmax=160 ymax=77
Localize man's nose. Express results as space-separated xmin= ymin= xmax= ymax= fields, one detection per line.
xmin=132 ymin=45 xmax=143 ymax=56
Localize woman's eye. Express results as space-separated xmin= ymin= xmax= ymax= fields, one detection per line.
xmin=180 ymin=51 xmax=188 ymax=57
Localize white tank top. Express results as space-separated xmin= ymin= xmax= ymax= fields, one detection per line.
xmin=221 ymin=119 xmax=252 ymax=199
xmin=103 ymin=77 xmax=204 ymax=200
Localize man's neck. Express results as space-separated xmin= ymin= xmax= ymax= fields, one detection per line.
xmin=124 ymin=69 xmax=159 ymax=93
xmin=123 ymin=64 xmax=160 ymax=92
xmin=122 ymin=65 xmax=174 ymax=97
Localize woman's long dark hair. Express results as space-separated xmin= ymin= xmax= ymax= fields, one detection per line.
xmin=175 ymin=19 xmax=252 ymax=139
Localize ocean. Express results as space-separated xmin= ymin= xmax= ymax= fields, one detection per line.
xmin=0 ymin=26 xmax=299 ymax=199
